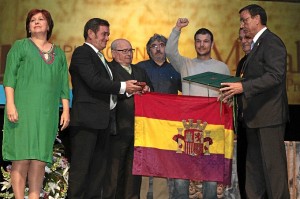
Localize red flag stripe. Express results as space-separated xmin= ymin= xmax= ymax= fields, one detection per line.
xmin=134 ymin=92 xmax=233 ymax=130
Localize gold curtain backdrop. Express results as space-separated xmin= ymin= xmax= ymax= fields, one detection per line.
xmin=0 ymin=0 xmax=300 ymax=104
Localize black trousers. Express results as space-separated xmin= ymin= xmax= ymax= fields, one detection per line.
xmin=245 ymin=124 xmax=290 ymax=199
xmin=103 ymin=134 xmax=142 ymax=199
xmin=67 ymin=125 xmax=110 ymax=199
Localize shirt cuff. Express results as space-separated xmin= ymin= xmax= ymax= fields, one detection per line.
xmin=120 ymin=81 xmax=126 ymax=94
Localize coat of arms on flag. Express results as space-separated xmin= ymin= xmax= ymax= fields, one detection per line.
xmin=173 ymin=119 xmax=213 ymax=156
xmin=133 ymin=92 xmax=234 ymax=184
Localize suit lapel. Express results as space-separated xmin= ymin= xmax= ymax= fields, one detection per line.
xmin=242 ymin=29 xmax=269 ymax=74
xmin=83 ymin=43 xmax=112 ymax=79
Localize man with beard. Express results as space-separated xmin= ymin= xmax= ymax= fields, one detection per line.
xmin=137 ymin=34 xmax=181 ymax=94
xmin=165 ymin=18 xmax=230 ymax=199
xmin=137 ymin=34 xmax=183 ymax=199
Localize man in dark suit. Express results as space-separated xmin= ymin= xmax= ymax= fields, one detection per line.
xmin=220 ymin=4 xmax=290 ymax=198
xmin=68 ymin=19 xmax=142 ymax=199
xmin=102 ymin=38 xmax=152 ymax=199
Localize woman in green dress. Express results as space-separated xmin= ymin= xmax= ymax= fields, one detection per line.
xmin=2 ymin=9 xmax=70 ymax=199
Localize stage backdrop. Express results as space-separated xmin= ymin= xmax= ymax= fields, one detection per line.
xmin=0 ymin=0 xmax=300 ymax=104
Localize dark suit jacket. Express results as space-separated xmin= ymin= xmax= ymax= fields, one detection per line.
xmin=109 ymin=60 xmax=153 ymax=136
xmin=241 ymin=29 xmax=289 ymax=128
xmin=69 ymin=43 xmax=121 ymax=129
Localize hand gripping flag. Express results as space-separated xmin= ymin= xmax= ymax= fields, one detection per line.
xmin=133 ymin=92 xmax=234 ymax=184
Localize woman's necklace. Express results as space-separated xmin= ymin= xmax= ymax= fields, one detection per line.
xmin=29 ymin=38 xmax=55 ymax=64
xmin=40 ymin=44 xmax=54 ymax=60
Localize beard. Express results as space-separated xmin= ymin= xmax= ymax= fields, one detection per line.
xmin=151 ymin=52 xmax=166 ymax=62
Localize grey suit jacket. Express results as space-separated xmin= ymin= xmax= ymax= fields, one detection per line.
xmin=241 ymin=29 xmax=289 ymax=128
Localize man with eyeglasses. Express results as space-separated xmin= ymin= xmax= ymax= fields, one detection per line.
xmin=165 ymin=18 xmax=230 ymax=199
xmin=137 ymin=34 xmax=181 ymax=95
xmin=220 ymin=4 xmax=289 ymax=198
xmin=137 ymin=34 xmax=183 ymax=199
xmin=103 ymin=38 xmax=152 ymax=199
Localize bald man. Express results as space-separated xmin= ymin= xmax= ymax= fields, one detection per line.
xmin=103 ymin=39 xmax=153 ymax=199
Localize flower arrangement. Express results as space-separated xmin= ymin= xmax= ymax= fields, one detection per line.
xmin=0 ymin=138 xmax=69 ymax=199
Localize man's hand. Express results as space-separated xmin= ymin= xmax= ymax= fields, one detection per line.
xmin=219 ymin=82 xmax=243 ymax=102
xmin=217 ymin=94 xmax=234 ymax=107
xmin=141 ymin=85 xmax=150 ymax=94
xmin=175 ymin=18 xmax=189 ymax=31
xmin=132 ymin=84 xmax=150 ymax=95
xmin=125 ymin=80 xmax=142 ymax=94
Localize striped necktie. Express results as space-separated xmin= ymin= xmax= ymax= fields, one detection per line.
xmin=97 ymin=52 xmax=117 ymax=104
xmin=97 ymin=52 xmax=113 ymax=80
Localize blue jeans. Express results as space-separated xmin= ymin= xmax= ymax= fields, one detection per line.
xmin=168 ymin=178 xmax=189 ymax=199
xmin=202 ymin=181 xmax=217 ymax=199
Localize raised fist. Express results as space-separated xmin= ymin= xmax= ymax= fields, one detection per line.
xmin=175 ymin=18 xmax=189 ymax=30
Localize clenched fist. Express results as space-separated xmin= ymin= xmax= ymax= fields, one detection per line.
xmin=175 ymin=18 xmax=189 ymax=31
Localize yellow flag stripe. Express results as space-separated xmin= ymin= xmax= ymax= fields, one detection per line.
xmin=135 ymin=116 xmax=234 ymax=159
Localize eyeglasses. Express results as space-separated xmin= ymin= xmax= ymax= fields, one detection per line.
xmin=240 ymin=17 xmax=251 ymax=24
xmin=150 ymin=43 xmax=165 ymax=49
xmin=114 ymin=49 xmax=135 ymax=54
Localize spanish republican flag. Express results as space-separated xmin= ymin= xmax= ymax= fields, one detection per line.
xmin=133 ymin=92 xmax=234 ymax=185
